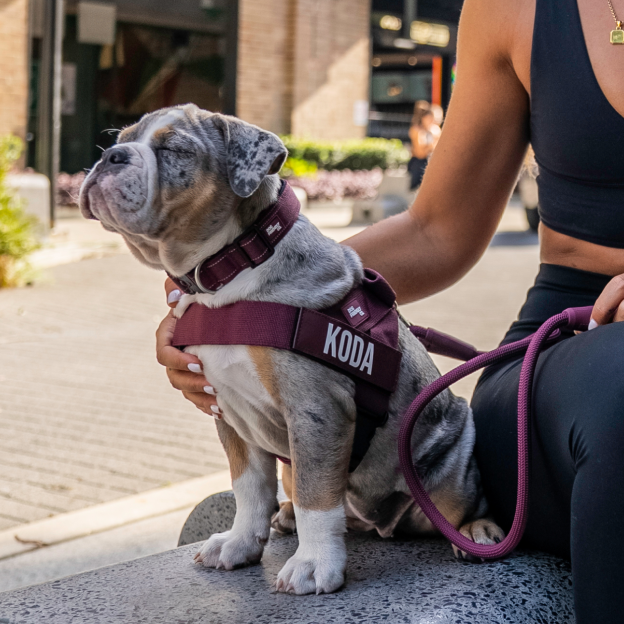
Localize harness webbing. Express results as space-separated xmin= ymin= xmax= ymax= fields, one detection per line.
xmin=172 ymin=270 xmax=402 ymax=472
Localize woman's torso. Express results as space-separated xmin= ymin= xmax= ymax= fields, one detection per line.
xmin=509 ymin=0 xmax=624 ymax=275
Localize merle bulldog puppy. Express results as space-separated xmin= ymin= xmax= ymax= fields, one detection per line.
xmin=80 ymin=104 xmax=504 ymax=595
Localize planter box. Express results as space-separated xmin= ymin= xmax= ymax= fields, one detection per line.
xmin=7 ymin=173 xmax=51 ymax=236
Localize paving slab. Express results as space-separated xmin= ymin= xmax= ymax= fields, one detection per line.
xmin=0 ymin=254 xmax=228 ymax=530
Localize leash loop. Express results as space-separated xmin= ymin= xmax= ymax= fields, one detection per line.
xmin=399 ymin=306 xmax=593 ymax=559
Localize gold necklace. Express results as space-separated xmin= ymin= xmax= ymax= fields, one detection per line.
xmin=607 ymin=0 xmax=624 ymax=44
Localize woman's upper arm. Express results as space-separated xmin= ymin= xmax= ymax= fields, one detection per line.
xmin=346 ymin=0 xmax=531 ymax=302
xmin=415 ymin=0 xmax=530 ymax=253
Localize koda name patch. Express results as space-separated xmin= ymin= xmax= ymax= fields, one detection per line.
xmin=292 ymin=308 xmax=402 ymax=392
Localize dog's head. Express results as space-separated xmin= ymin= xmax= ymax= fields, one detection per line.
xmin=79 ymin=104 xmax=287 ymax=273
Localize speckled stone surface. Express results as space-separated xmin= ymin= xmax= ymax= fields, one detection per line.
xmin=178 ymin=491 xmax=237 ymax=547
xmin=0 ymin=493 xmax=575 ymax=624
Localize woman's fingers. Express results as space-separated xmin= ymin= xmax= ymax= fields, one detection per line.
xmin=181 ymin=391 xmax=221 ymax=418
xmin=165 ymin=277 xmax=182 ymax=308
xmin=590 ymin=275 xmax=624 ymax=327
xmin=157 ymin=284 xmax=220 ymax=417
xmin=166 ymin=367 xmax=212 ymax=393
xmin=155 ymin=310 xmax=202 ymax=372
xmin=613 ymin=300 xmax=624 ymax=324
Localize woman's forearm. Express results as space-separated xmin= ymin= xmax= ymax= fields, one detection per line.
xmin=343 ymin=206 xmax=489 ymax=305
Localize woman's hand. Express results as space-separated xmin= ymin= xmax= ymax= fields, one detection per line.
xmin=590 ymin=275 xmax=624 ymax=329
xmin=155 ymin=279 xmax=222 ymax=418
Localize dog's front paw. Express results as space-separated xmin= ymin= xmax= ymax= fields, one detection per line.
xmin=194 ymin=530 xmax=267 ymax=570
xmin=271 ymin=500 xmax=297 ymax=534
xmin=275 ymin=544 xmax=346 ymax=595
xmin=452 ymin=518 xmax=505 ymax=562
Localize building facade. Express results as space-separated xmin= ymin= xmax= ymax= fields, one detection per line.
xmin=0 ymin=0 xmax=29 ymax=145
xmin=0 ymin=0 xmax=372 ymax=176
xmin=0 ymin=0 xmax=461 ymax=179
xmin=237 ymin=0 xmax=371 ymax=139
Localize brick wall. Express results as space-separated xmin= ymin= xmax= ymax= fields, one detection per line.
xmin=0 ymin=0 xmax=29 ymax=140
xmin=237 ymin=0 xmax=370 ymax=139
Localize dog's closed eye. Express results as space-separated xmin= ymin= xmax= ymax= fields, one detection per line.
xmin=156 ymin=147 xmax=194 ymax=156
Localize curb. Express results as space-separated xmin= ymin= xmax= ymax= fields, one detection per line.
xmin=0 ymin=470 xmax=231 ymax=561
xmin=30 ymin=242 xmax=127 ymax=270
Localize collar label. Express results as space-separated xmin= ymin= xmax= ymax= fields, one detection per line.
xmin=341 ymin=296 xmax=370 ymax=328
xmin=266 ymin=220 xmax=283 ymax=236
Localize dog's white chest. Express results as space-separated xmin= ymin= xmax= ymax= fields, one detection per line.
xmin=186 ymin=344 xmax=288 ymax=456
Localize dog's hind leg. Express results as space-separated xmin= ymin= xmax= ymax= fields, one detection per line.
xmin=272 ymin=464 xmax=297 ymax=534
xmin=195 ymin=420 xmax=277 ymax=570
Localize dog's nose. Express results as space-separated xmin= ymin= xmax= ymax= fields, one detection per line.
xmin=103 ymin=147 xmax=130 ymax=166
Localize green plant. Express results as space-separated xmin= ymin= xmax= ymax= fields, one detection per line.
xmin=280 ymin=136 xmax=410 ymax=172
xmin=281 ymin=157 xmax=318 ymax=178
xmin=0 ymin=135 xmax=39 ymax=288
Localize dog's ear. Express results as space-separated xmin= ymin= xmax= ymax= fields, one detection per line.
xmin=212 ymin=114 xmax=287 ymax=198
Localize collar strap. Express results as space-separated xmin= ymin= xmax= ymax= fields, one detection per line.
xmin=168 ymin=181 xmax=300 ymax=295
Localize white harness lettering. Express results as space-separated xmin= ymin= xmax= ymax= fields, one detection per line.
xmin=322 ymin=323 xmax=375 ymax=375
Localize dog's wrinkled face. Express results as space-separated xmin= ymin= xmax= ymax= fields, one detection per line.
xmin=79 ymin=104 xmax=287 ymax=273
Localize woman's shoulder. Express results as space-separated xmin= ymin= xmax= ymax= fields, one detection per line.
xmin=458 ymin=0 xmax=534 ymax=88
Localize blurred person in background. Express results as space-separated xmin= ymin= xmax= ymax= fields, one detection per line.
xmin=430 ymin=103 xmax=445 ymax=127
xmin=407 ymin=101 xmax=442 ymax=190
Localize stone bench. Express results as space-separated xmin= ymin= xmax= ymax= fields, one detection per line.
xmin=0 ymin=491 xmax=575 ymax=623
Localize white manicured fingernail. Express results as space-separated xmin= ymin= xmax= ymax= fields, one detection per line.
xmin=204 ymin=386 xmax=216 ymax=395
xmin=188 ymin=363 xmax=202 ymax=373
xmin=211 ymin=404 xmax=221 ymax=415
xmin=200 ymin=407 xmax=216 ymax=419
xmin=588 ymin=319 xmax=598 ymax=330
xmin=167 ymin=289 xmax=182 ymax=304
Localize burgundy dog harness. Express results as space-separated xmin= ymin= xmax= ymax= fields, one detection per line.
xmin=169 ymin=181 xmax=594 ymax=559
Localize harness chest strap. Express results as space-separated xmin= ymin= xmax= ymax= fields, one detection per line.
xmin=172 ymin=287 xmax=403 ymax=472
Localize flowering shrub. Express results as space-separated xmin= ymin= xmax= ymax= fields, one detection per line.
xmin=57 ymin=171 xmax=86 ymax=207
xmin=281 ymin=137 xmax=409 ymax=171
xmin=289 ymin=168 xmax=384 ymax=202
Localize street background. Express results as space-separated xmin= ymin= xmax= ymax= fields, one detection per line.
xmin=0 ymin=0 xmax=547 ymax=599
xmin=0 ymin=199 xmax=538 ymax=551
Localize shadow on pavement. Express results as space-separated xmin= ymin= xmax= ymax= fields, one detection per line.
xmin=490 ymin=230 xmax=539 ymax=247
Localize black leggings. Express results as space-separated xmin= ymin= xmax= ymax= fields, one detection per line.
xmin=472 ymin=263 xmax=624 ymax=623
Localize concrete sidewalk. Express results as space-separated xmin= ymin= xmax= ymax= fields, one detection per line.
xmin=0 ymin=202 xmax=538 ymax=537
xmin=0 ymin=251 xmax=230 ymax=531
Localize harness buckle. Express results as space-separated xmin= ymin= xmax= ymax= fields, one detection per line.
xmin=174 ymin=272 xmax=202 ymax=295
xmin=193 ymin=264 xmax=218 ymax=294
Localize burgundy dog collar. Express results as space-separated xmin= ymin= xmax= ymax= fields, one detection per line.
xmin=168 ymin=181 xmax=300 ymax=295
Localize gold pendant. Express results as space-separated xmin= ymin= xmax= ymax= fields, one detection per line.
xmin=611 ymin=21 xmax=624 ymax=44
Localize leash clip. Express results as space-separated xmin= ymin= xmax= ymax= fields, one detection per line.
xmin=563 ymin=306 xmax=594 ymax=332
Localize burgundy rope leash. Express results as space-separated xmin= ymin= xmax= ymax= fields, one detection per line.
xmin=401 ymin=305 xmax=594 ymax=559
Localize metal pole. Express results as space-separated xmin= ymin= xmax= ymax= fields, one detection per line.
xmin=403 ymin=0 xmax=417 ymax=40
xmin=36 ymin=0 xmax=64 ymax=229
xmin=223 ymin=0 xmax=238 ymax=116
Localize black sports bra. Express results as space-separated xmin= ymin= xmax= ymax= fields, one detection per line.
xmin=531 ymin=0 xmax=624 ymax=248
